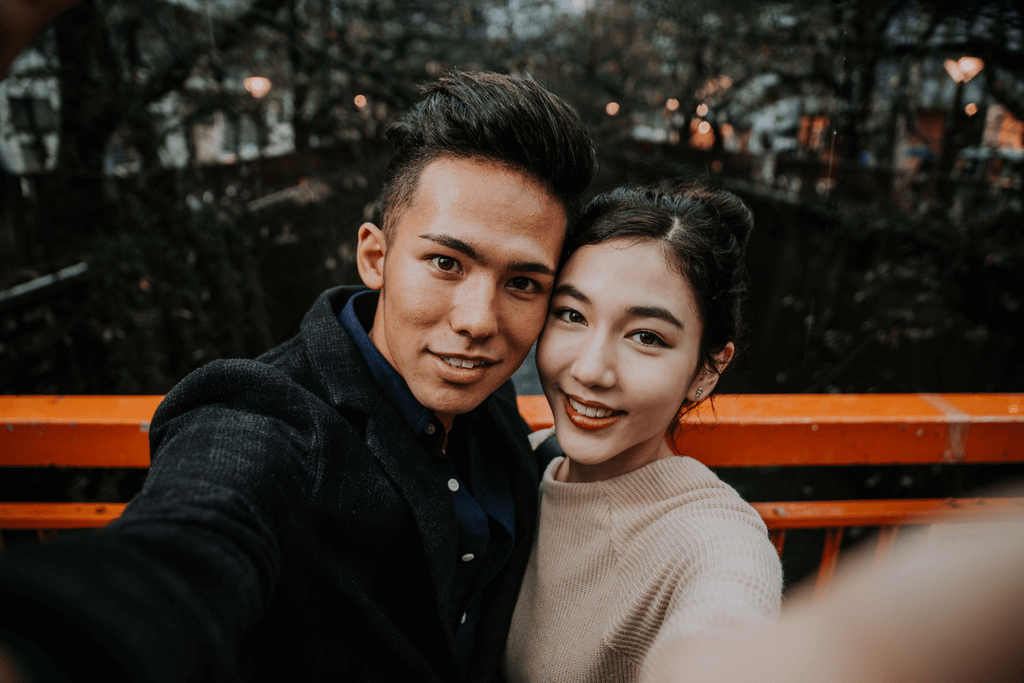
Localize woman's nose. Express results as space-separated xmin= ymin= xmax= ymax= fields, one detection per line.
xmin=570 ymin=334 xmax=616 ymax=388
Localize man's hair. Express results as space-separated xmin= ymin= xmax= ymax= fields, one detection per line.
xmin=379 ymin=71 xmax=596 ymax=238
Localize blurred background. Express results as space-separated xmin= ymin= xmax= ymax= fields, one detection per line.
xmin=2 ymin=0 xmax=1023 ymax=584
xmin=2 ymin=0 xmax=1022 ymax=397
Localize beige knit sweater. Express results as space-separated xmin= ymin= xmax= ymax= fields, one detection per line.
xmin=503 ymin=454 xmax=782 ymax=683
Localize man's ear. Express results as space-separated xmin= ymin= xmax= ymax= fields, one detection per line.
xmin=356 ymin=222 xmax=386 ymax=290
xmin=687 ymin=341 xmax=735 ymax=402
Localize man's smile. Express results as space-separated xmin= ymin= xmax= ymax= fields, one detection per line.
xmin=438 ymin=354 xmax=497 ymax=369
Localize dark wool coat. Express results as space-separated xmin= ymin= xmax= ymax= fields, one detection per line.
xmin=0 ymin=286 xmax=542 ymax=682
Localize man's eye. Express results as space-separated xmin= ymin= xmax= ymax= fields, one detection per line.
xmin=508 ymin=276 xmax=539 ymax=293
xmin=555 ymin=308 xmax=586 ymax=324
xmin=431 ymin=256 xmax=458 ymax=272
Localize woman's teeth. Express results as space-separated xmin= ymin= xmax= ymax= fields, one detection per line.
xmin=442 ymin=356 xmax=485 ymax=369
xmin=569 ymin=397 xmax=614 ymax=418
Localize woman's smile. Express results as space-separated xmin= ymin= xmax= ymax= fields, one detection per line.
xmin=562 ymin=394 xmax=622 ymax=430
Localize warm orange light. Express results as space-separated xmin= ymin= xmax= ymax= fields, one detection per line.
xmin=697 ymin=121 xmax=711 ymax=134
xmin=244 ymin=77 xmax=272 ymax=98
xmin=720 ymin=123 xmax=734 ymax=138
xmin=354 ymin=94 xmax=367 ymax=109
xmin=965 ymin=102 xmax=979 ymax=116
xmin=696 ymin=103 xmax=708 ymax=117
xmin=666 ymin=98 xmax=680 ymax=112
xmin=606 ymin=102 xmax=620 ymax=116
xmin=944 ymin=56 xmax=985 ymax=84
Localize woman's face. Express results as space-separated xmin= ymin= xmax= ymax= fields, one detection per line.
xmin=537 ymin=237 xmax=727 ymax=482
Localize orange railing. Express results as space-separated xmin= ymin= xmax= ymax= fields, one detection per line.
xmin=3 ymin=394 xmax=1024 ymax=592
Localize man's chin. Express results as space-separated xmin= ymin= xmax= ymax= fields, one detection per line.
xmin=417 ymin=385 xmax=499 ymax=421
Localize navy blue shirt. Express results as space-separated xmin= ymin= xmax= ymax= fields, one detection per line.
xmin=339 ymin=291 xmax=516 ymax=670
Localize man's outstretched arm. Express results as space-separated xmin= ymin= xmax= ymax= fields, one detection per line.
xmin=0 ymin=359 xmax=319 ymax=682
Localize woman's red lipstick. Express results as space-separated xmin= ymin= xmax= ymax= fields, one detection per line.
xmin=563 ymin=396 xmax=622 ymax=431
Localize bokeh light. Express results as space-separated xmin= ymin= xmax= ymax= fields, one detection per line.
xmin=666 ymin=98 xmax=680 ymax=111
xmin=965 ymin=102 xmax=979 ymax=116
xmin=696 ymin=103 xmax=709 ymax=117
xmin=354 ymin=94 xmax=367 ymax=109
xmin=244 ymin=77 xmax=272 ymax=98
xmin=606 ymin=102 xmax=620 ymax=116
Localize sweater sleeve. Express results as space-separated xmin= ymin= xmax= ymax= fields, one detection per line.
xmin=0 ymin=359 xmax=320 ymax=682
xmin=639 ymin=496 xmax=782 ymax=677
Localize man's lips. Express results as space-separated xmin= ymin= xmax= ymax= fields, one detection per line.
xmin=563 ymin=395 xmax=623 ymax=431
xmin=437 ymin=354 xmax=496 ymax=369
xmin=431 ymin=352 xmax=499 ymax=383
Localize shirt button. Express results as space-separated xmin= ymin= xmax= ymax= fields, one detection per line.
xmin=461 ymin=553 xmax=475 ymax=562
xmin=424 ymin=423 xmax=436 ymax=435
xmin=461 ymin=612 xmax=467 ymax=624
xmin=448 ymin=478 xmax=460 ymax=492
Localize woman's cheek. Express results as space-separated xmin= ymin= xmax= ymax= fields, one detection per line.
xmin=537 ymin=326 xmax=566 ymax=371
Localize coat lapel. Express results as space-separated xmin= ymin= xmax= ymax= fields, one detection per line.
xmin=363 ymin=399 xmax=459 ymax=633
xmin=301 ymin=287 xmax=461 ymax=657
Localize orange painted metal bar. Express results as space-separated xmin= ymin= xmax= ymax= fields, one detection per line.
xmin=752 ymin=497 xmax=1024 ymax=529
xmin=0 ymin=503 xmax=128 ymax=529
xmin=3 ymin=394 xmax=1022 ymax=467
xmin=0 ymin=396 xmax=161 ymax=467
xmin=5 ymin=499 xmax=1016 ymax=534
xmin=873 ymin=526 xmax=899 ymax=567
xmin=816 ymin=528 xmax=844 ymax=598
xmin=671 ymin=393 xmax=1024 ymax=466
xmin=517 ymin=395 xmax=554 ymax=432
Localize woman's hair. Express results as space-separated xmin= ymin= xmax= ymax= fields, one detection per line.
xmin=569 ymin=184 xmax=754 ymax=410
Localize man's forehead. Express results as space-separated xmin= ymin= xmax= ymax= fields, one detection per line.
xmin=392 ymin=157 xmax=566 ymax=247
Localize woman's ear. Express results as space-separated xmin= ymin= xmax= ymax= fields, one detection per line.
xmin=687 ymin=341 xmax=735 ymax=402
xmin=356 ymin=222 xmax=386 ymax=290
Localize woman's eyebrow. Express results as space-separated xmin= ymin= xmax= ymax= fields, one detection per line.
xmin=552 ymin=283 xmax=590 ymax=304
xmin=627 ymin=305 xmax=684 ymax=329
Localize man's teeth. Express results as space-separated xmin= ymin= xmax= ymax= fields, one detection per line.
xmin=569 ymin=397 xmax=614 ymax=419
xmin=442 ymin=356 xmax=486 ymax=369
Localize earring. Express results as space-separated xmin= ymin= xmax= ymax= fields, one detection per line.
xmin=695 ymin=387 xmax=704 ymax=400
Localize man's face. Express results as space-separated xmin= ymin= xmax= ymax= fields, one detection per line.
xmin=357 ymin=156 xmax=566 ymax=425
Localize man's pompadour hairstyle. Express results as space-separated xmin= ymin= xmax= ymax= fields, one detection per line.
xmin=379 ymin=71 xmax=597 ymax=237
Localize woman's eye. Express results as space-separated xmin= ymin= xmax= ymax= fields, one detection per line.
xmin=508 ymin=276 xmax=539 ymax=293
xmin=556 ymin=308 xmax=586 ymax=324
xmin=632 ymin=330 xmax=665 ymax=346
xmin=430 ymin=256 xmax=458 ymax=272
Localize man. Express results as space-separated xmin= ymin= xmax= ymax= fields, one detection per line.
xmin=0 ymin=71 xmax=596 ymax=682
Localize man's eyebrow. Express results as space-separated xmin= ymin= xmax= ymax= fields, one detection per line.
xmin=421 ymin=233 xmax=556 ymax=277
xmin=627 ymin=305 xmax=684 ymax=329
xmin=421 ymin=233 xmax=479 ymax=261
xmin=509 ymin=261 xmax=556 ymax=277
xmin=552 ymin=284 xmax=590 ymax=304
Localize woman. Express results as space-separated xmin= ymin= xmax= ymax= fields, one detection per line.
xmin=503 ymin=185 xmax=783 ymax=682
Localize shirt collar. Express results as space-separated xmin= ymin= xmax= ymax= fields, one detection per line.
xmin=339 ymin=290 xmax=436 ymax=434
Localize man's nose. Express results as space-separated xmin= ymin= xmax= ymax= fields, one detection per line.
xmin=450 ymin=278 xmax=500 ymax=340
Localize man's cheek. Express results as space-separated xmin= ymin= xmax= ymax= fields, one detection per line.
xmin=512 ymin=306 xmax=548 ymax=352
